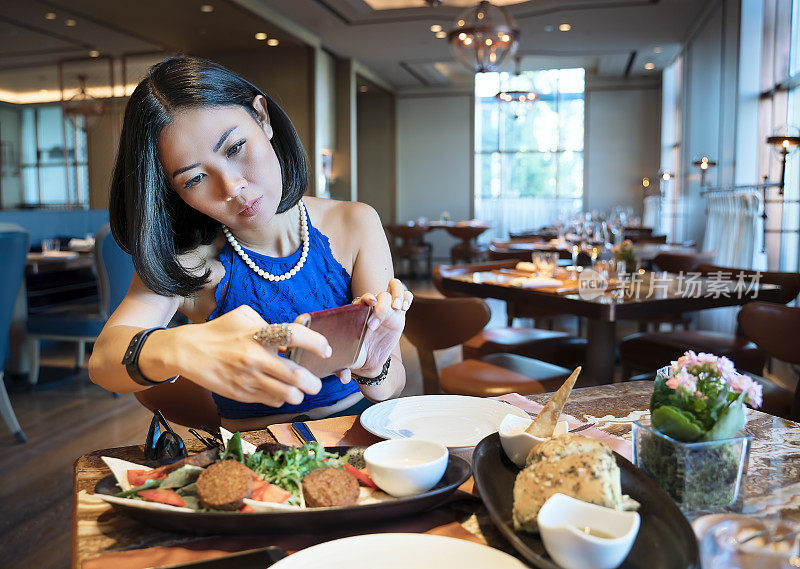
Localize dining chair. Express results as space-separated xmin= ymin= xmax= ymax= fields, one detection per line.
xmin=26 ymin=224 xmax=134 ymax=385
xmin=0 ymin=228 xmax=30 ymax=442
xmin=632 ymin=250 xmax=718 ymax=333
xmin=738 ymin=302 xmax=800 ymax=420
xmin=432 ymin=262 xmax=587 ymax=369
xmin=403 ymin=295 xmax=571 ymax=396
xmin=134 ymin=376 xmax=221 ymax=429
xmin=385 ymin=223 xmax=432 ymax=278
xmin=619 ymin=265 xmax=800 ymax=381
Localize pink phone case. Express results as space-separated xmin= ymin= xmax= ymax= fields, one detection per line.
xmin=286 ymin=304 xmax=372 ymax=377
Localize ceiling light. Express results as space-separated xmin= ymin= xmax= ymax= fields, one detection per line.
xmin=644 ymin=62 xmax=655 ymax=70
xmin=435 ymin=31 xmax=447 ymax=39
xmin=448 ymin=1 xmax=519 ymax=74
xmin=89 ymin=50 xmax=100 ymax=58
xmin=200 ymin=4 xmax=214 ymax=12
xmin=359 ymin=86 xmax=368 ymax=93
xmin=255 ymin=32 xmax=267 ymax=40
xmin=558 ymin=23 xmax=571 ymax=32
xmin=45 ymin=12 xmax=56 ymax=20
xmin=653 ymin=46 xmax=662 ymax=54
xmin=65 ymin=19 xmax=76 ymax=26
xmin=267 ymin=38 xmax=279 ymax=46
xmin=430 ymin=24 xmax=442 ymax=32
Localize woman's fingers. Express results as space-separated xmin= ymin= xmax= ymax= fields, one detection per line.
xmin=388 ymin=278 xmax=405 ymax=309
xmin=402 ymin=289 xmax=413 ymax=311
xmin=367 ymin=290 xmax=394 ymax=330
xmin=336 ymin=368 xmax=352 ymax=385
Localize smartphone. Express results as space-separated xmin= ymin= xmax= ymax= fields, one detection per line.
xmin=286 ymin=303 xmax=372 ymax=378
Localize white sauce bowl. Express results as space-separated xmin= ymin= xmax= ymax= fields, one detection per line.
xmin=537 ymin=493 xmax=640 ymax=569
xmin=364 ymin=439 xmax=449 ymax=497
xmin=498 ymin=414 xmax=569 ymax=467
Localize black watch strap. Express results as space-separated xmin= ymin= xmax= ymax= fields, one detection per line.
xmin=122 ymin=327 xmax=178 ymax=387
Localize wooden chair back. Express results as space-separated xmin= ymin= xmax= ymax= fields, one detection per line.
xmin=652 ymin=251 xmax=716 ymax=274
xmin=738 ymin=302 xmax=800 ymax=418
xmin=404 ymin=295 xmax=492 ymax=393
xmin=696 ymin=264 xmax=800 ymax=305
xmin=134 ymin=377 xmax=221 ymax=429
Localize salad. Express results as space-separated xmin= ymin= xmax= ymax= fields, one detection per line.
xmin=109 ymin=432 xmax=381 ymax=512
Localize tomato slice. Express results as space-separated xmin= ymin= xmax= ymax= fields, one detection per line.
xmin=248 ymin=471 xmax=292 ymax=503
xmin=138 ymin=489 xmax=187 ymax=508
xmin=126 ymin=467 xmax=168 ymax=487
xmin=344 ymin=464 xmax=379 ymax=489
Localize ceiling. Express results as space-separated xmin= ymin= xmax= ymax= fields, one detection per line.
xmin=255 ymin=0 xmax=706 ymax=90
xmin=0 ymin=0 xmax=709 ymax=100
xmin=0 ymin=0 xmax=300 ymax=100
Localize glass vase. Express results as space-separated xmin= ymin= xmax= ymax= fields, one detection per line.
xmin=633 ymin=419 xmax=751 ymax=514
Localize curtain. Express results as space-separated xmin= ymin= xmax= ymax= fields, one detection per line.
xmin=698 ymin=190 xmax=762 ymax=333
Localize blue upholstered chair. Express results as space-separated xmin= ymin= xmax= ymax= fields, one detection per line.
xmin=0 ymin=228 xmax=31 ymax=442
xmin=27 ymin=224 xmax=134 ymax=385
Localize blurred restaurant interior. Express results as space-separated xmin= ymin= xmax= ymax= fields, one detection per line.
xmin=1 ymin=0 xmax=800 ymax=568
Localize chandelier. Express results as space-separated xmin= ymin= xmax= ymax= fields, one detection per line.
xmin=447 ymin=0 xmax=519 ymax=74
xmin=495 ymin=56 xmax=538 ymax=119
xmin=62 ymin=75 xmax=106 ymax=132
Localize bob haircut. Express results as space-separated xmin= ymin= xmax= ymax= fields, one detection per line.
xmin=109 ymin=55 xmax=309 ymax=297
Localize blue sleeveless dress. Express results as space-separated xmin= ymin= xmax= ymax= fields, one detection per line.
xmin=207 ymin=210 xmax=360 ymax=419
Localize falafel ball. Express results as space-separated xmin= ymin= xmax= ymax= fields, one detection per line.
xmin=302 ymin=467 xmax=360 ymax=507
xmin=196 ymin=460 xmax=253 ymax=511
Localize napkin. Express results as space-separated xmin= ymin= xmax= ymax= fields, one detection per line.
xmin=68 ymin=237 xmax=95 ymax=251
xmin=507 ymin=275 xmax=563 ymax=289
xmin=267 ymin=415 xmax=381 ymax=447
xmin=492 ymin=393 xmax=633 ymax=461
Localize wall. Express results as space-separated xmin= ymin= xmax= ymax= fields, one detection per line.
xmin=396 ymin=93 xmax=472 ymax=260
xmin=584 ymin=77 xmax=662 ymax=217
xmin=668 ymin=0 xmax=742 ymax=245
xmin=356 ymin=85 xmax=395 ymax=224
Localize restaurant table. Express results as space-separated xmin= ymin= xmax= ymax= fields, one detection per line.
xmin=26 ymin=250 xmax=95 ymax=275
xmin=441 ymin=270 xmax=781 ymax=384
xmin=72 ymin=382 xmax=800 ymax=569
xmin=425 ymin=221 xmax=491 ymax=264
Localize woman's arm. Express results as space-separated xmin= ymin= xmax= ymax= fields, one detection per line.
xmin=345 ymin=203 xmax=411 ymax=401
xmin=88 ymin=273 xmax=333 ymax=407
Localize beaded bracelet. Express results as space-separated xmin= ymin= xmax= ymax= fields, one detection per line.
xmin=352 ymin=356 xmax=392 ymax=386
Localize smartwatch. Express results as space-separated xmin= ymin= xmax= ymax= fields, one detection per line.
xmin=122 ymin=327 xmax=178 ymax=387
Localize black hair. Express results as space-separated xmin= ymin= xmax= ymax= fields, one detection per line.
xmin=109 ymin=55 xmax=309 ymax=297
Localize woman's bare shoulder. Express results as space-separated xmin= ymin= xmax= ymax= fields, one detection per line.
xmin=304 ymin=196 xmax=378 ymax=229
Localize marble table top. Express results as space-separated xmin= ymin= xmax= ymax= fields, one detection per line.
xmin=72 ymin=382 xmax=800 ymax=568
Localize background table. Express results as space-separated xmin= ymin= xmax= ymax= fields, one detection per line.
xmin=72 ymin=383 xmax=800 ymax=568
xmin=442 ymin=271 xmax=780 ymax=384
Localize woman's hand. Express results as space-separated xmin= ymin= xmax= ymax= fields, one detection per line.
xmin=161 ymin=305 xmax=332 ymax=407
xmin=341 ymin=278 xmax=412 ymax=383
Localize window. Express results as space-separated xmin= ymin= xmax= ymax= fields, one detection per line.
xmin=21 ymin=105 xmax=88 ymax=206
xmin=475 ymin=68 xmax=584 ymax=241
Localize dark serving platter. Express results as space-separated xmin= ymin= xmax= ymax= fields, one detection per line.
xmin=95 ymin=444 xmax=471 ymax=535
xmin=472 ymin=433 xmax=700 ymax=569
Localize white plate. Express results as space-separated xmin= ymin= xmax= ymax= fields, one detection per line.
xmin=360 ymin=395 xmax=528 ymax=448
xmin=271 ymin=533 xmax=527 ymax=569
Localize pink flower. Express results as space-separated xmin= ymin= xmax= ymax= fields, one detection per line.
xmin=666 ymin=368 xmax=697 ymax=394
xmin=728 ymin=373 xmax=763 ymax=408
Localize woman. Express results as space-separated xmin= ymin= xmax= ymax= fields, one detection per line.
xmin=88 ymin=56 xmax=410 ymax=429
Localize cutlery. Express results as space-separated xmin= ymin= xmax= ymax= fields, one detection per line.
xmin=524 ymin=412 xmax=595 ymax=433
xmin=568 ymin=423 xmax=595 ymax=433
xmin=291 ymin=421 xmax=318 ymax=444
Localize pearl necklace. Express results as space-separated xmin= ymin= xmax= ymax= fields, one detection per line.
xmin=221 ymin=200 xmax=309 ymax=282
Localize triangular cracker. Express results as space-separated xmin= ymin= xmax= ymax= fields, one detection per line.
xmin=525 ymin=366 xmax=581 ymax=437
